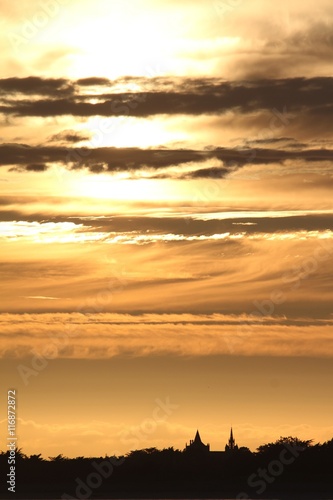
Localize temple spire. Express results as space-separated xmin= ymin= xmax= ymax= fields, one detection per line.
xmin=194 ymin=430 xmax=202 ymax=443
xmin=225 ymin=426 xmax=238 ymax=452
xmin=228 ymin=427 xmax=235 ymax=449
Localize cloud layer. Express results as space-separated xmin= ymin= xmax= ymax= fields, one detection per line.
xmin=1 ymin=313 xmax=333 ymax=359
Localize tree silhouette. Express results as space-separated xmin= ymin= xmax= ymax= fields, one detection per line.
xmin=1 ymin=437 xmax=333 ymax=499
xmin=257 ymin=435 xmax=312 ymax=456
xmin=48 ymin=453 xmax=67 ymax=461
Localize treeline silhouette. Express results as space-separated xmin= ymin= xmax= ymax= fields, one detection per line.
xmin=1 ymin=436 xmax=333 ymax=499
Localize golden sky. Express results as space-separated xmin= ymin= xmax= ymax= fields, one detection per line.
xmin=1 ymin=0 xmax=333 ymax=457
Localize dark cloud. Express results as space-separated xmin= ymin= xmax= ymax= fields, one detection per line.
xmin=8 ymin=163 xmax=48 ymax=172
xmin=76 ymin=77 xmax=111 ymax=87
xmin=48 ymin=130 xmax=91 ymax=144
xmin=25 ymin=163 xmax=48 ymax=172
xmin=75 ymin=213 xmax=333 ymax=236
xmin=0 ymin=77 xmax=74 ymax=97
xmin=176 ymin=166 xmax=230 ymax=179
xmin=1 ymin=210 xmax=332 ymax=236
xmin=0 ymin=143 xmax=333 ymax=174
xmin=88 ymin=163 xmax=108 ymax=173
xmin=0 ymin=76 xmax=333 ymax=119
xmin=247 ymin=137 xmax=297 ymax=145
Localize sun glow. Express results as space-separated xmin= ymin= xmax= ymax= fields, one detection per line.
xmin=75 ymin=174 xmax=173 ymax=202
xmin=63 ymin=4 xmax=178 ymax=79
xmin=82 ymin=117 xmax=187 ymax=148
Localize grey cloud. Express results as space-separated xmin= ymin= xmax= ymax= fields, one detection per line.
xmin=267 ymin=21 xmax=333 ymax=58
xmin=69 ymin=213 xmax=333 ymax=237
xmin=9 ymin=163 xmax=48 ymax=172
xmin=179 ymin=166 xmax=230 ymax=179
xmin=1 ymin=210 xmax=332 ymax=236
xmin=0 ymin=143 xmax=333 ymax=174
xmin=76 ymin=77 xmax=111 ymax=87
xmin=48 ymin=130 xmax=91 ymax=144
xmin=0 ymin=76 xmax=333 ymax=119
xmin=0 ymin=76 xmax=74 ymax=97
xmin=221 ymin=17 xmax=333 ymax=79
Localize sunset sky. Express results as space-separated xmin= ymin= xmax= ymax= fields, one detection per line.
xmin=1 ymin=0 xmax=333 ymax=458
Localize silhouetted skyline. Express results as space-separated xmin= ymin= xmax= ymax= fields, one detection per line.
xmin=1 ymin=435 xmax=333 ymax=499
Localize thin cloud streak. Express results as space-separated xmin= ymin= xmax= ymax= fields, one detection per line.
xmin=1 ymin=219 xmax=333 ymax=244
xmin=1 ymin=313 xmax=333 ymax=359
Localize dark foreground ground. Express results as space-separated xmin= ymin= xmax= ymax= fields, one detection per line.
xmin=1 ymin=442 xmax=333 ymax=499
xmin=1 ymin=478 xmax=333 ymax=499
xmin=1 ymin=490 xmax=333 ymax=499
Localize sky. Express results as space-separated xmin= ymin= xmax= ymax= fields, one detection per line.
xmin=0 ymin=0 xmax=333 ymax=458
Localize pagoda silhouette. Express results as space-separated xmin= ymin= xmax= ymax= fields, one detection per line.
xmin=184 ymin=430 xmax=210 ymax=453
xmin=184 ymin=427 xmax=238 ymax=455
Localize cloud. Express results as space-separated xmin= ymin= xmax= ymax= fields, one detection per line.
xmin=48 ymin=130 xmax=91 ymax=144
xmin=210 ymin=1 xmax=333 ymax=79
xmin=0 ymin=225 xmax=332 ymax=317
xmin=1 ymin=143 xmax=333 ymax=176
xmin=0 ymin=76 xmax=74 ymax=96
xmin=1 ymin=312 xmax=333 ymax=360
xmin=10 ymin=162 xmax=48 ymax=172
xmin=1 ymin=76 xmax=333 ymax=158
xmin=0 ymin=76 xmax=332 ymax=119
xmin=1 ymin=216 xmax=333 ymax=244
xmin=23 ymin=296 xmax=63 ymax=300
xmin=76 ymin=77 xmax=111 ymax=87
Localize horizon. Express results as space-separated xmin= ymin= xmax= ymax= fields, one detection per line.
xmin=1 ymin=0 xmax=333 ymax=462
xmin=1 ymin=430 xmax=324 ymax=459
